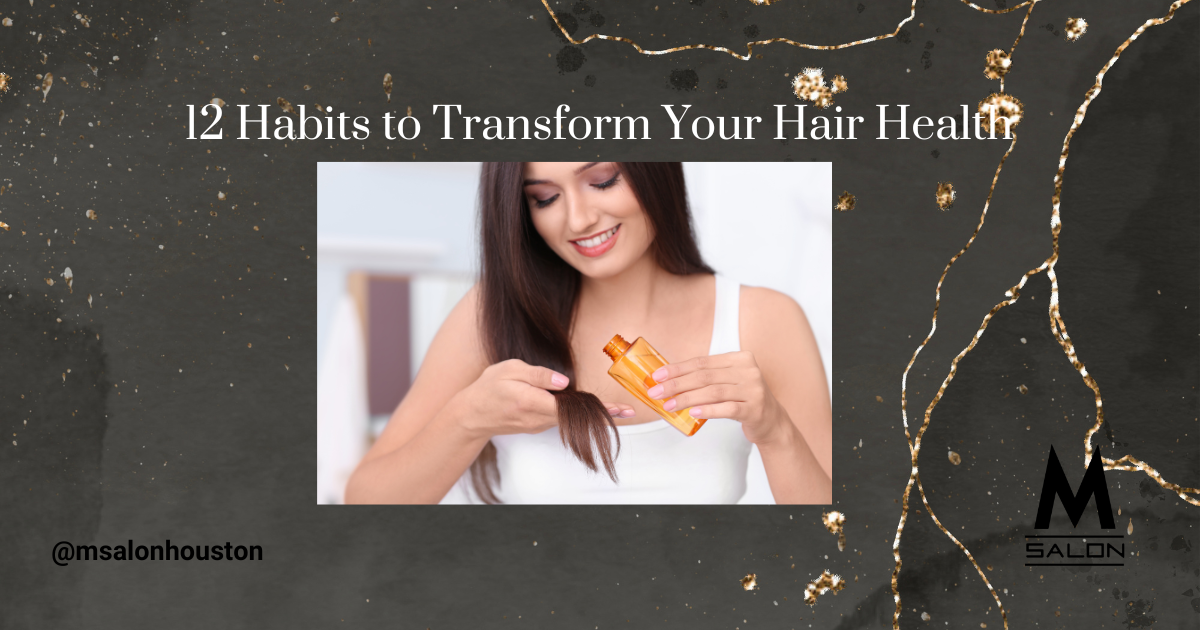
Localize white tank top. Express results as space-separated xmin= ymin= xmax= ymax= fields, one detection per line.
xmin=442 ymin=274 xmax=775 ymax=504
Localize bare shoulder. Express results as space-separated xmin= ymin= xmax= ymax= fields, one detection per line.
xmin=739 ymin=286 xmax=812 ymax=339
xmin=738 ymin=285 xmax=819 ymax=369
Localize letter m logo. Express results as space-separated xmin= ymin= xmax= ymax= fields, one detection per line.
xmin=1034 ymin=445 xmax=1115 ymax=529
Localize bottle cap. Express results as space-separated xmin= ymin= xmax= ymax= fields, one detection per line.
xmin=602 ymin=334 xmax=631 ymax=361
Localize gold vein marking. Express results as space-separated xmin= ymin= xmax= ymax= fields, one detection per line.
xmin=540 ymin=0 xmax=1038 ymax=62
xmin=893 ymin=133 xmax=1020 ymax=630
xmin=893 ymin=2 xmax=1198 ymax=629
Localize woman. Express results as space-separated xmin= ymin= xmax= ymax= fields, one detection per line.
xmin=344 ymin=162 xmax=831 ymax=504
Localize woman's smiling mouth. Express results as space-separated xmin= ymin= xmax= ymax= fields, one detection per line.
xmin=570 ymin=224 xmax=621 ymax=257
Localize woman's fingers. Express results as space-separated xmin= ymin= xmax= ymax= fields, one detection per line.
xmin=688 ymin=401 xmax=740 ymax=420
xmin=646 ymin=367 xmax=736 ymax=400
xmin=499 ymin=358 xmax=569 ymax=391
xmin=661 ymin=383 xmax=741 ymax=412
xmin=650 ymin=352 xmax=743 ymax=382
xmin=603 ymin=402 xmax=636 ymax=418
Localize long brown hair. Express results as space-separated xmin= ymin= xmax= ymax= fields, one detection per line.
xmin=472 ymin=162 xmax=714 ymax=503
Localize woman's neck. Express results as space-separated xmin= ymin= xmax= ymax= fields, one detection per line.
xmin=577 ymin=251 xmax=675 ymax=321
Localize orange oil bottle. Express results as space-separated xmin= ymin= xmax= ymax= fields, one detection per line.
xmin=602 ymin=334 xmax=705 ymax=436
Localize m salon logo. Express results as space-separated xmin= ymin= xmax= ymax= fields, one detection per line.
xmin=1025 ymin=445 xmax=1125 ymax=567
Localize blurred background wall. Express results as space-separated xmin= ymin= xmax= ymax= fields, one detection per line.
xmin=316 ymin=162 xmax=831 ymax=504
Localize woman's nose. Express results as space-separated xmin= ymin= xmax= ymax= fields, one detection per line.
xmin=565 ymin=194 xmax=600 ymax=234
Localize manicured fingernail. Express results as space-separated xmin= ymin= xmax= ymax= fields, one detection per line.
xmin=646 ymin=384 xmax=664 ymax=398
xmin=662 ymin=399 xmax=677 ymax=411
xmin=690 ymin=407 xmax=703 ymax=418
xmin=551 ymin=372 xmax=569 ymax=387
xmin=620 ymin=409 xmax=636 ymax=417
xmin=652 ymin=368 xmax=669 ymax=381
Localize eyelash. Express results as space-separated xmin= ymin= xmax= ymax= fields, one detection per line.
xmin=531 ymin=172 xmax=621 ymax=208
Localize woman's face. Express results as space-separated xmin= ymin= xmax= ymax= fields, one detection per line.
xmin=523 ymin=162 xmax=654 ymax=279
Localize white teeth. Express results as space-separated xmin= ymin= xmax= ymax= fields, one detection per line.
xmin=575 ymin=226 xmax=618 ymax=248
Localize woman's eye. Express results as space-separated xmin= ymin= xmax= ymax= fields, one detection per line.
xmin=533 ymin=194 xmax=559 ymax=209
xmin=592 ymin=172 xmax=621 ymax=190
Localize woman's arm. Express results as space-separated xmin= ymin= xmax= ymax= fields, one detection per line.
xmin=344 ymin=285 xmax=493 ymax=504
xmin=740 ymin=286 xmax=832 ymax=502
xmin=646 ymin=286 xmax=831 ymax=504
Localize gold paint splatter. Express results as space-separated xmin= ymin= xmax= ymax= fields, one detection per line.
xmin=1126 ymin=518 xmax=1133 ymax=535
xmin=58 ymin=110 xmax=65 ymax=125
xmin=741 ymin=574 xmax=758 ymax=591
xmin=210 ymin=97 xmax=225 ymax=108
xmin=0 ymin=73 xmax=10 ymax=93
xmin=276 ymin=97 xmax=296 ymax=115
xmin=803 ymin=571 xmax=844 ymax=606
xmin=936 ymin=182 xmax=956 ymax=210
xmin=822 ymin=511 xmax=846 ymax=551
xmin=835 ymin=191 xmax=856 ymax=212
xmin=984 ymin=49 xmax=1010 ymax=80
xmin=876 ymin=395 xmax=884 ymax=403
xmin=45 ymin=278 xmax=54 ymax=286
xmin=62 ymin=267 xmax=73 ymax=293
xmin=0 ymin=221 xmax=9 ymax=231
xmin=1065 ymin=17 xmax=1088 ymax=42
xmin=86 ymin=209 xmax=98 ymax=220
xmin=948 ymin=450 xmax=961 ymax=465
xmin=383 ymin=73 xmax=393 ymax=102
xmin=41 ymin=72 xmax=53 ymax=102
xmin=978 ymin=92 xmax=1024 ymax=136
xmin=791 ymin=68 xmax=845 ymax=108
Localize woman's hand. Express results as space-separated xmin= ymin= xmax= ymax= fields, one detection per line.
xmin=646 ymin=351 xmax=793 ymax=447
xmin=453 ymin=359 xmax=635 ymax=441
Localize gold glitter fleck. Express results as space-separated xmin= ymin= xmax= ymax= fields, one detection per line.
xmin=835 ymin=191 xmax=856 ymax=212
xmin=86 ymin=209 xmax=98 ymax=220
xmin=58 ymin=110 xmax=65 ymax=125
xmin=803 ymin=570 xmax=844 ymax=606
xmin=253 ymin=54 xmax=260 ymax=61
xmin=0 ymin=73 xmax=10 ymax=93
xmin=977 ymin=92 xmax=1023 ymax=136
xmin=62 ymin=267 xmax=73 ymax=293
xmin=383 ymin=73 xmax=393 ymax=102
xmin=277 ymin=97 xmax=296 ymax=115
xmin=211 ymin=97 xmax=225 ymax=108
xmin=741 ymin=574 xmax=757 ymax=591
xmin=1018 ymin=384 xmax=1028 ymax=394
xmin=1064 ymin=17 xmax=1088 ymax=42
xmin=984 ymin=49 xmax=1011 ymax=80
xmin=45 ymin=278 xmax=54 ymax=286
xmin=822 ymin=511 xmax=846 ymax=551
xmin=330 ymin=16 xmax=341 ymax=23
xmin=1126 ymin=518 xmax=1133 ymax=535
xmin=1 ymin=18 xmax=11 ymax=27
xmin=948 ymin=450 xmax=961 ymax=465
xmin=0 ymin=221 xmax=9 ymax=231
xmin=88 ymin=294 xmax=93 ymax=308
xmin=41 ymin=72 xmax=53 ymax=102
xmin=217 ymin=191 xmax=226 ymax=201
xmin=936 ymin=182 xmax=956 ymax=210
xmin=791 ymin=68 xmax=844 ymax=109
